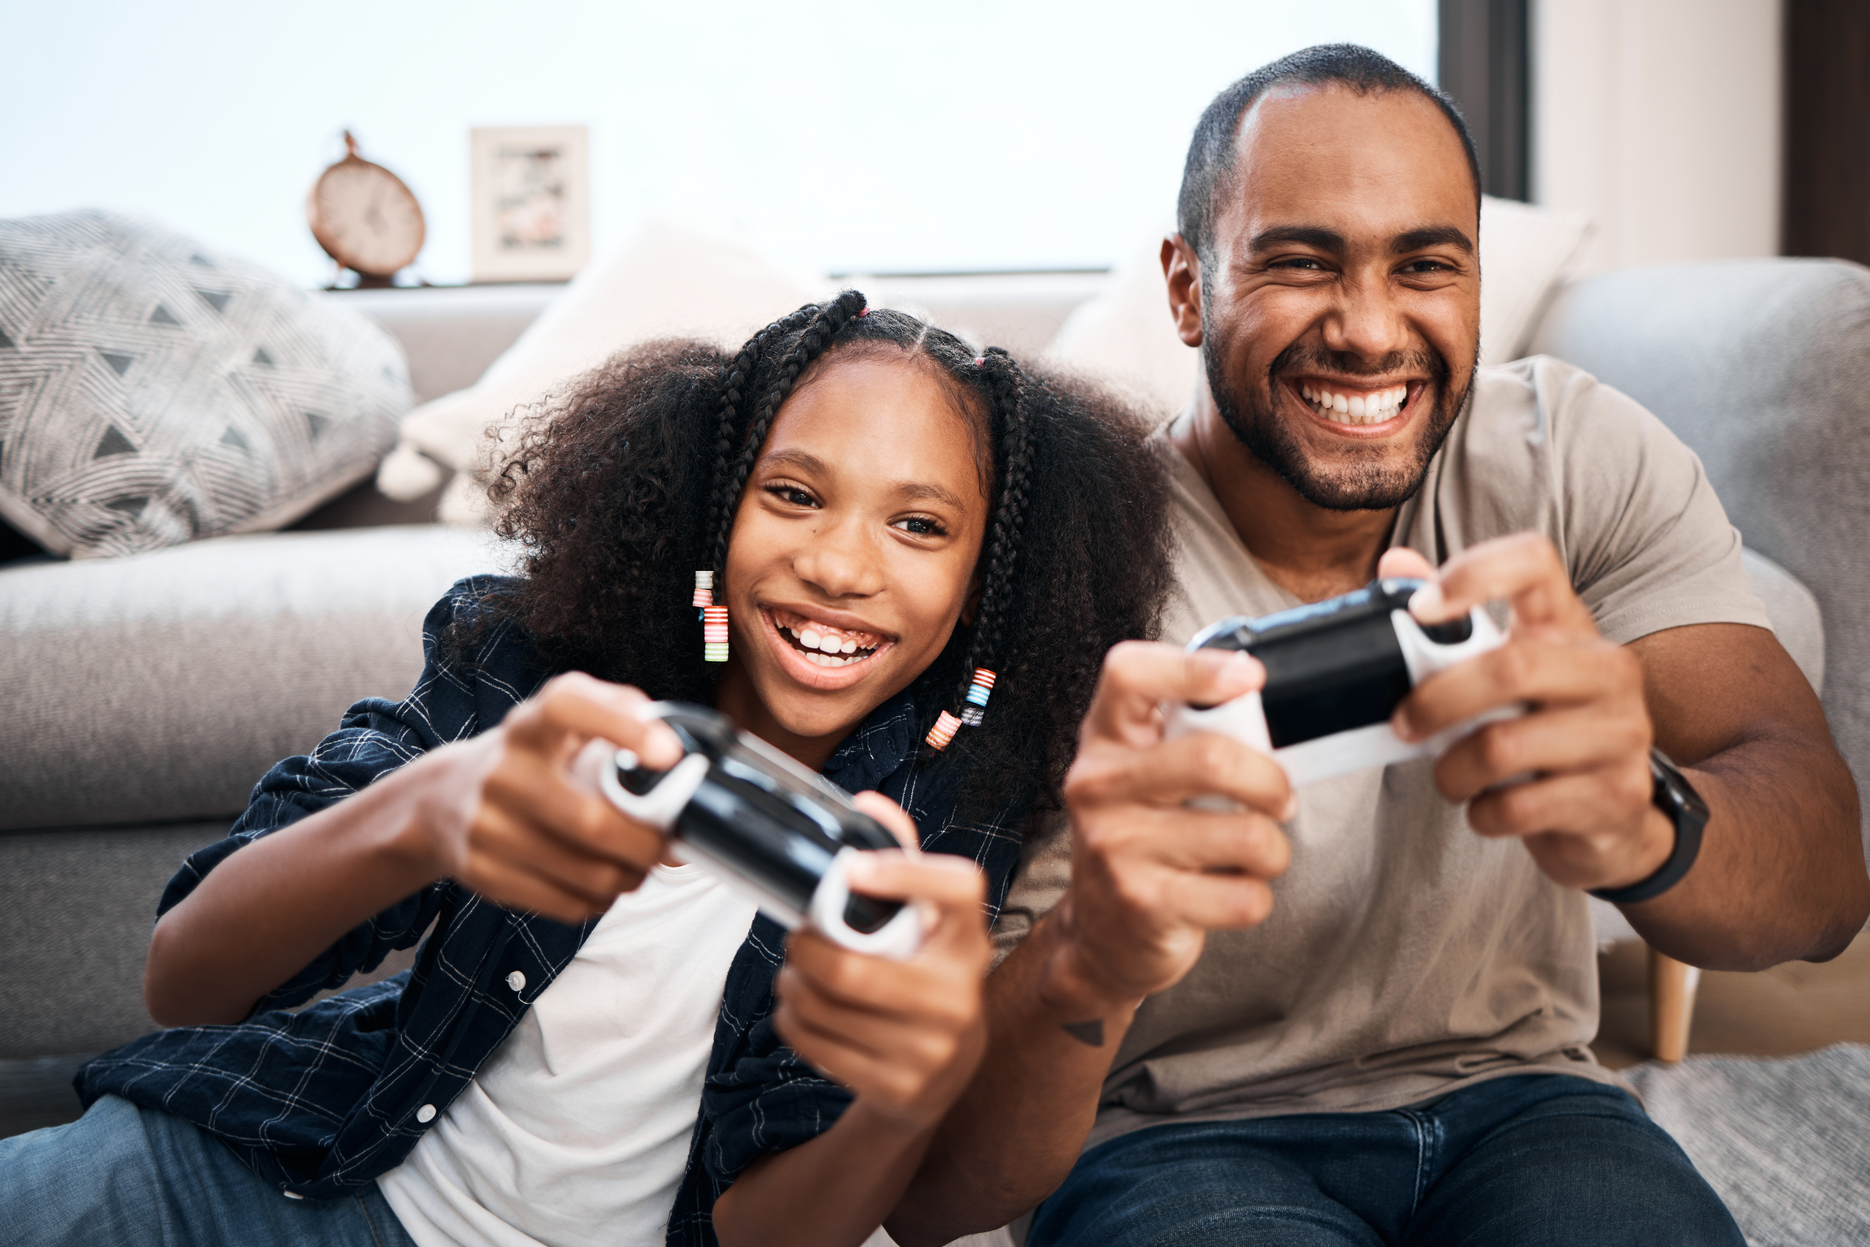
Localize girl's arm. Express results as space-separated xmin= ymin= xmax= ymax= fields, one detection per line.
xmin=711 ymin=794 xmax=991 ymax=1247
xmin=144 ymin=673 xmax=683 ymax=1026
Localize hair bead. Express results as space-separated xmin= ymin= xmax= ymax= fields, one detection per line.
xmin=702 ymin=604 xmax=730 ymax=663
xmin=924 ymin=711 xmax=963 ymax=751
xmin=692 ymin=569 xmax=715 ymax=609
xmin=927 ymin=668 xmax=997 ymax=750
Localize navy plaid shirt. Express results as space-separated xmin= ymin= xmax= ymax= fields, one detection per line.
xmin=79 ymin=578 xmax=1030 ymax=1244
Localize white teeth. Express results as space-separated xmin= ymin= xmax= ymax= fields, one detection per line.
xmin=1302 ymin=384 xmax=1413 ymax=426
xmin=779 ymin=617 xmax=878 ymax=660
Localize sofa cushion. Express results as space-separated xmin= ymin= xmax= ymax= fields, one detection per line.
xmin=0 ymin=525 xmax=504 ymax=830
xmin=0 ymin=210 xmax=412 ymax=558
xmin=1529 ymin=258 xmax=1870 ymax=855
xmin=379 ymin=220 xmax=831 ymax=523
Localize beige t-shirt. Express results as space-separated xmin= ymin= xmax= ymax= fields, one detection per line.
xmin=993 ymin=356 xmax=1772 ymax=1152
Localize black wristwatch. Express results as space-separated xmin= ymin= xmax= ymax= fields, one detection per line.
xmin=1589 ymin=749 xmax=1709 ymax=905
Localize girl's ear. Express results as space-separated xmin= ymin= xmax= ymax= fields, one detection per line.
xmin=960 ymin=570 xmax=984 ymax=627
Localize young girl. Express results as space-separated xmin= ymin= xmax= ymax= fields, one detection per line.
xmin=0 ymin=293 xmax=1172 ymax=1247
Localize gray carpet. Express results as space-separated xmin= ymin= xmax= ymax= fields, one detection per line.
xmin=1627 ymin=1044 xmax=1870 ymax=1247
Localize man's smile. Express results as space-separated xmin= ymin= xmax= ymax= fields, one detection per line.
xmin=1285 ymin=376 xmax=1429 ymax=438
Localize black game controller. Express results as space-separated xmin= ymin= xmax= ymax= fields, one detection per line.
xmin=1165 ymin=577 xmax=1519 ymax=787
xmin=598 ymin=703 xmax=921 ymax=958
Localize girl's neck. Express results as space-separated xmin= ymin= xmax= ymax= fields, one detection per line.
xmin=711 ymin=660 xmax=843 ymax=772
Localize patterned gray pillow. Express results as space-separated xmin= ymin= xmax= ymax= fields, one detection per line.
xmin=0 ymin=210 xmax=412 ymax=558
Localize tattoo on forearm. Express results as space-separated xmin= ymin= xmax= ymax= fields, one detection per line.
xmin=1061 ymin=1018 xmax=1105 ymax=1047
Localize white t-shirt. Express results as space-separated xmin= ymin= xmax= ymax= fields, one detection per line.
xmin=378 ymin=864 xmax=759 ymax=1247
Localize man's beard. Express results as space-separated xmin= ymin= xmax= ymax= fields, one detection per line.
xmin=1203 ymin=329 xmax=1474 ymax=513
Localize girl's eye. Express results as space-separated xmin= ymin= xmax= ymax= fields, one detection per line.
xmin=765 ymin=484 xmax=818 ymax=508
xmin=893 ymin=516 xmax=948 ymax=537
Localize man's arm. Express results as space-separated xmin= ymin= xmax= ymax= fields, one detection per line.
xmin=1624 ymin=622 xmax=1864 ymax=964
xmin=888 ymin=644 xmax=1295 ymax=1244
xmin=1396 ymin=536 xmax=1868 ymax=970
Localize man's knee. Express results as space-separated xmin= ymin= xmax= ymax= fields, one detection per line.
xmin=1415 ymin=1091 xmax=1744 ymax=1247
xmin=1029 ymin=1125 xmax=1384 ymax=1247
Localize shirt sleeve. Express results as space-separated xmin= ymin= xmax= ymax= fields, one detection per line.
xmin=989 ymin=806 xmax=1073 ymax=968
xmin=153 ymin=580 xmax=506 ymax=1013
xmin=1538 ymin=359 xmax=1773 ymax=645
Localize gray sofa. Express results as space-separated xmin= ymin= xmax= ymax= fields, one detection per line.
xmin=3 ymin=259 xmax=1865 ymax=1141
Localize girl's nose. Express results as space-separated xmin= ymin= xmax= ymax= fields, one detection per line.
xmin=793 ymin=525 xmax=885 ymax=599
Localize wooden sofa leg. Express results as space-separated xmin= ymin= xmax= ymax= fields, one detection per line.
xmin=1648 ymin=946 xmax=1701 ymax=1062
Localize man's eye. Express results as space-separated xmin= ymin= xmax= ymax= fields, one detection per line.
xmin=895 ymin=516 xmax=946 ymax=536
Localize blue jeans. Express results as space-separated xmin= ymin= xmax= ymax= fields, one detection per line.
xmin=1029 ymin=1074 xmax=1743 ymax=1247
xmin=0 ymin=1095 xmax=416 ymax=1247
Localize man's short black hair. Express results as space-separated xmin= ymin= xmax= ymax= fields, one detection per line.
xmin=1177 ymin=44 xmax=1482 ymax=264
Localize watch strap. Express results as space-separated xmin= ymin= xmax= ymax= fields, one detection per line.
xmin=1588 ymin=749 xmax=1708 ymax=906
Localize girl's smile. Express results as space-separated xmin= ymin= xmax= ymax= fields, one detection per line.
xmin=758 ymin=604 xmax=894 ymax=688
xmin=711 ymin=348 xmax=989 ymax=768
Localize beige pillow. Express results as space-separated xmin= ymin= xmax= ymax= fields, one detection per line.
xmin=380 ymin=220 xmax=832 ymax=523
xmin=1045 ymin=196 xmax=1594 ymax=413
xmin=0 ymin=210 xmax=411 ymax=558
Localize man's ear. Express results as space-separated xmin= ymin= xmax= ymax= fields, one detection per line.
xmin=1162 ymin=234 xmax=1204 ymax=349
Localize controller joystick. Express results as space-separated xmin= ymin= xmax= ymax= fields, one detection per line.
xmin=598 ymin=702 xmax=922 ymax=959
xmin=1165 ymin=577 xmax=1520 ymax=789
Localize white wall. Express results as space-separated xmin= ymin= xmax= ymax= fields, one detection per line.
xmin=1533 ymin=0 xmax=1781 ymax=275
xmin=0 ymin=1 xmax=1435 ymax=287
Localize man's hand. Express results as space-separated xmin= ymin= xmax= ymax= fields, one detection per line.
xmin=1050 ymin=641 xmax=1294 ymax=1015
xmin=414 ymin=671 xmax=687 ymax=921
xmin=1382 ymin=537 xmax=1673 ymax=892
xmin=772 ymin=793 xmax=991 ymax=1131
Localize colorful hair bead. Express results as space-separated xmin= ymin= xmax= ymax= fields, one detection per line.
xmin=702 ymin=604 xmax=730 ymax=663
xmin=692 ymin=569 xmax=715 ymax=609
xmin=926 ymin=668 xmax=997 ymax=750
xmin=924 ymin=711 xmax=963 ymax=751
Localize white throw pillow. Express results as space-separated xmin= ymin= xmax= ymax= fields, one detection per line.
xmin=381 ymin=221 xmax=833 ymax=524
xmin=1045 ymin=196 xmax=1594 ymax=413
xmin=0 ymin=210 xmax=412 ymax=558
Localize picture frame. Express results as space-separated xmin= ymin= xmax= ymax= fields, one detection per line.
xmin=469 ymin=125 xmax=591 ymax=283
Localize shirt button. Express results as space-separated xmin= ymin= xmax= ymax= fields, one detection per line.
xmin=416 ymin=1104 xmax=437 ymax=1124
xmin=506 ymin=970 xmax=526 ymax=993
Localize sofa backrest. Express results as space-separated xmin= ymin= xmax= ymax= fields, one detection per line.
xmin=1529 ymin=258 xmax=1870 ymax=852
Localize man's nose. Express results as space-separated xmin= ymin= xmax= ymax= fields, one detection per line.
xmin=794 ymin=521 xmax=885 ymax=599
xmin=1321 ymin=270 xmax=1411 ymax=363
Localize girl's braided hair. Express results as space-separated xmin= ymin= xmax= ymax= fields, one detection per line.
xmin=487 ymin=293 xmax=1172 ymax=815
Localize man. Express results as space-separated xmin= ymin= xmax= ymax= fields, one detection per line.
xmin=884 ymin=44 xmax=1869 ymax=1246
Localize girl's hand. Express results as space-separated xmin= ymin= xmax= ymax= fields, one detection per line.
xmin=772 ymin=792 xmax=991 ymax=1131
xmin=411 ymin=671 xmax=686 ymax=922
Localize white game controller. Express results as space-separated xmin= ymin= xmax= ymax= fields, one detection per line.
xmin=1164 ymin=578 xmax=1520 ymax=789
xmin=598 ymin=702 xmax=922 ymax=960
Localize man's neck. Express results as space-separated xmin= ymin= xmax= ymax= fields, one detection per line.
xmin=1172 ymin=394 xmax=1397 ymax=605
